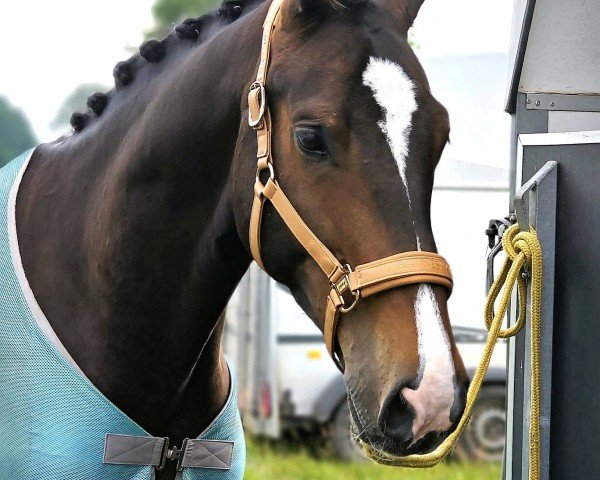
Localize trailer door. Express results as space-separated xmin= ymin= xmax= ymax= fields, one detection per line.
xmin=505 ymin=132 xmax=600 ymax=480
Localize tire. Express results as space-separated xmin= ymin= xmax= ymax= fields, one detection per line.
xmin=330 ymin=399 xmax=367 ymax=463
xmin=456 ymin=385 xmax=506 ymax=462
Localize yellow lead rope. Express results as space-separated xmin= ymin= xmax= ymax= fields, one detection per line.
xmin=362 ymin=224 xmax=543 ymax=480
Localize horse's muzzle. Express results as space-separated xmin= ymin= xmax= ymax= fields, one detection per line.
xmin=348 ymin=375 xmax=468 ymax=459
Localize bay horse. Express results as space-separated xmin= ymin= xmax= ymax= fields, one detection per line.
xmin=5 ymin=0 xmax=468 ymax=478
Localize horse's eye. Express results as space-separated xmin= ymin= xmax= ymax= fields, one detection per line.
xmin=294 ymin=126 xmax=330 ymax=159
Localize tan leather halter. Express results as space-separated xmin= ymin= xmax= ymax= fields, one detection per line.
xmin=247 ymin=0 xmax=453 ymax=371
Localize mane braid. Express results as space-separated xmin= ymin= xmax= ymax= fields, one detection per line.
xmin=69 ymin=0 xmax=265 ymax=133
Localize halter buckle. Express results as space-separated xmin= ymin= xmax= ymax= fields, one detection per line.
xmin=333 ymin=265 xmax=360 ymax=313
xmin=248 ymin=81 xmax=267 ymax=128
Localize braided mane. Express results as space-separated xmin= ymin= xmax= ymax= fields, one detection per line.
xmin=70 ymin=0 xmax=265 ymax=132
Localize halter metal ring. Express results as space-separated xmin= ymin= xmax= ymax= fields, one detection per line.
xmin=334 ymin=264 xmax=360 ymax=313
xmin=255 ymin=162 xmax=275 ymax=185
xmin=338 ymin=290 xmax=360 ymax=313
xmin=248 ymin=81 xmax=267 ymax=127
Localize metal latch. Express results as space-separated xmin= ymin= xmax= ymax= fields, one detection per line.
xmin=485 ymin=215 xmax=516 ymax=292
xmin=157 ymin=438 xmax=189 ymax=471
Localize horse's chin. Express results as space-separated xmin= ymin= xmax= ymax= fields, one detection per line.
xmin=348 ymin=416 xmax=441 ymax=465
xmin=358 ymin=441 xmax=412 ymax=466
xmin=347 ymin=416 xmax=407 ymax=465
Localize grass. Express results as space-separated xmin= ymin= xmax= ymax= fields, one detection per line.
xmin=244 ymin=436 xmax=502 ymax=480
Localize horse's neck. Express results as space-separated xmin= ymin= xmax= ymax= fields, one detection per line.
xmin=16 ymin=14 xmax=263 ymax=443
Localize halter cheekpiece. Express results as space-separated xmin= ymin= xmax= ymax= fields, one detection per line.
xmin=247 ymin=0 xmax=454 ymax=371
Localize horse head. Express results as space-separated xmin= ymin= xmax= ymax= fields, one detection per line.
xmin=232 ymin=0 xmax=468 ymax=458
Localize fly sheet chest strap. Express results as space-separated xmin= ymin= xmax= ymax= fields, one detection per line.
xmin=247 ymin=0 xmax=453 ymax=371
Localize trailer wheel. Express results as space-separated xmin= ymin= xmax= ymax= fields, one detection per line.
xmin=330 ymin=400 xmax=366 ymax=463
xmin=456 ymin=385 xmax=506 ymax=462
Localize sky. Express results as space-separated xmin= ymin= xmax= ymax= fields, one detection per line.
xmin=0 ymin=0 xmax=156 ymax=141
xmin=0 ymin=0 xmax=514 ymax=143
xmin=415 ymin=1 xmax=513 ymax=57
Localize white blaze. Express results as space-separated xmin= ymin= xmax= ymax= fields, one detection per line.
xmin=362 ymin=57 xmax=418 ymax=204
xmin=363 ymin=58 xmax=456 ymax=440
xmin=403 ymin=285 xmax=455 ymax=441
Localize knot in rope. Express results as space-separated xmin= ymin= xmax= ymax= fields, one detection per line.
xmin=485 ymin=224 xmax=541 ymax=339
xmin=503 ymin=224 xmax=535 ymax=265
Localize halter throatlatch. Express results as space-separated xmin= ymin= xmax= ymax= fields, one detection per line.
xmin=247 ymin=0 xmax=453 ymax=371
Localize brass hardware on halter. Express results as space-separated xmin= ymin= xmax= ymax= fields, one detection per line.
xmin=248 ymin=81 xmax=267 ymax=128
xmin=255 ymin=162 xmax=275 ymax=187
xmin=332 ymin=265 xmax=360 ymax=313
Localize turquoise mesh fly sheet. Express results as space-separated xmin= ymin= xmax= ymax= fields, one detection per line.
xmin=0 ymin=150 xmax=245 ymax=479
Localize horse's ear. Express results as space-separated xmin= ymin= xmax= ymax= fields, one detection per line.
xmin=374 ymin=0 xmax=425 ymax=34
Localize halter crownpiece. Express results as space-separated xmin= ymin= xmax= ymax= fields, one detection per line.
xmin=247 ymin=0 xmax=453 ymax=371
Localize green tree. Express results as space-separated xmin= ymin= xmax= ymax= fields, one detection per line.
xmin=51 ymin=83 xmax=108 ymax=133
xmin=0 ymin=97 xmax=37 ymax=168
xmin=149 ymin=0 xmax=221 ymax=38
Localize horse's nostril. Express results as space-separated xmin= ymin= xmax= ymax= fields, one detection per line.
xmin=377 ymin=380 xmax=416 ymax=447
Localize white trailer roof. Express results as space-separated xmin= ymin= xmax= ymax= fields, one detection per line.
xmin=506 ymin=0 xmax=600 ymax=112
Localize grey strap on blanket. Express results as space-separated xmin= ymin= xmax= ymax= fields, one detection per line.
xmin=103 ymin=434 xmax=168 ymax=467
xmin=174 ymin=439 xmax=234 ymax=480
xmin=104 ymin=434 xmax=234 ymax=479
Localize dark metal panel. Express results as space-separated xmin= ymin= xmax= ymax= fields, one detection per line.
xmin=504 ymin=161 xmax=557 ymax=480
xmin=515 ymin=161 xmax=557 ymax=480
xmin=509 ymin=94 xmax=549 ymax=211
xmin=515 ymin=94 xmax=549 ymax=134
xmin=507 ymin=102 xmax=540 ymax=476
xmin=518 ymin=141 xmax=600 ymax=479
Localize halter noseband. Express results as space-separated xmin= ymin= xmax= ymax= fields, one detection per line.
xmin=247 ymin=0 xmax=453 ymax=371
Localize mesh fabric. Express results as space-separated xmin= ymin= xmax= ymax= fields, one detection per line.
xmin=0 ymin=150 xmax=245 ymax=479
